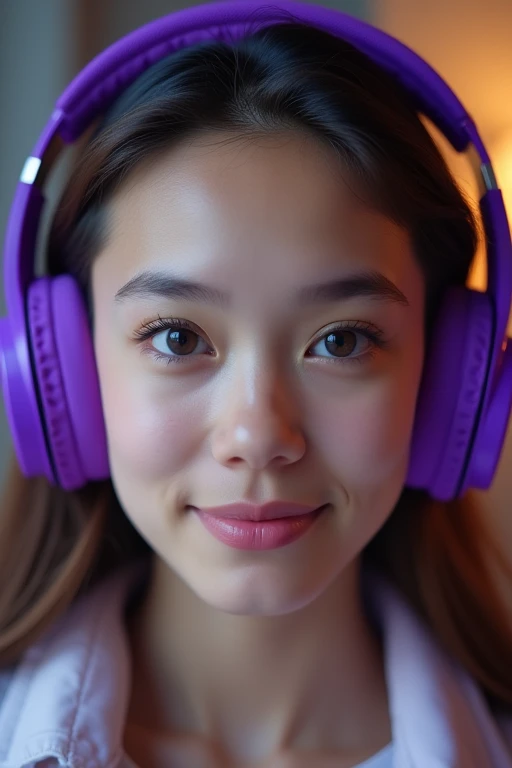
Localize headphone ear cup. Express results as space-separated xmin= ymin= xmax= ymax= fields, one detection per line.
xmin=27 ymin=276 xmax=109 ymax=490
xmin=28 ymin=277 xmax=83 ymax=488
xmin=407 ymin=286 xmax=493 ymax=501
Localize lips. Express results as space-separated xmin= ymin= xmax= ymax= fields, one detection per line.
xmin=193 ymin=501 xmax=323 ymax=522
xmin=191 ymin=502 xmax=328 ymax=551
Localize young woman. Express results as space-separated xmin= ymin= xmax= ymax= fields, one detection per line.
xmin=0 ymin=2 xmax=511 ymax=766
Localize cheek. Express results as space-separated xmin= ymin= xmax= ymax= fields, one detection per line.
xmin=312 ymin=364 xmax=422 ymax=489
xmin=95 ymin=340 xmax=202 ymax=484
xmin=106 ymin=389 xmax=195 ymax=481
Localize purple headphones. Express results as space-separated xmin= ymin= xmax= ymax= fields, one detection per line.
xmin=1 ymin=0 xmax=511 ymax=501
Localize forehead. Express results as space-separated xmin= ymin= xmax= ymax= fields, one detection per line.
xmin=95 ymin=132 xmax=422 ymax=303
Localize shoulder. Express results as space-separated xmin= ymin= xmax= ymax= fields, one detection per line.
xmin=0 ymin=560 xmax=150 ymax=767
xmin=364 ymin=567 xmax=512 ymax=765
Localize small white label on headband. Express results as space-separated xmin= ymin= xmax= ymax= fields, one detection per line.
xmin=20 ymin=156 xmax=42 ymax=185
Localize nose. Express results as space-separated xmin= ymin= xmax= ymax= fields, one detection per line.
xmin=210 ymin=366 xmax=306 ymax=471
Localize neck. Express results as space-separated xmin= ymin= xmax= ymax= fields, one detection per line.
xmin=125 ymin=555 xmax=391 ymax=763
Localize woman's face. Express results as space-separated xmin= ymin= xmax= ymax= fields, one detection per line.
xmin=91 ymin=131 xmax=425 ymax=615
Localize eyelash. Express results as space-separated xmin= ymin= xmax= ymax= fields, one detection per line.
xmin=132 ymin=316 xmax=387 ymax=367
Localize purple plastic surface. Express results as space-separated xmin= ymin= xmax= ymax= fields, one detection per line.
xmin=0 ymin=317 xmax=53 ymax=480
xmin=28 ymin=278 xmax=85 ymax=489
xmin=459 ymin=189 xmax=512 ymax=494
xmin=1 ymin=0 xmax=511 ymax=497
xmin=1 ymin=184 xmax=52 ymax=482
xmin=52 ymin=277 xmax=108 ymax=482
xmin=406 ymin=288 xmax=493 ymax=500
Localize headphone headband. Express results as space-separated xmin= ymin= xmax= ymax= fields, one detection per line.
xmin=8 ymin=2 xmax=512 ymax=323
xmin=2 ymin=0 xmax=511 ymax=498
xmin=55 ymin=2 xmax=472 ymax=148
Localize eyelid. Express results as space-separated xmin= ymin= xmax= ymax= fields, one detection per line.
xmin=132 ymin=315 xmax=198 ymax=339
xmin=311 ymin=320 xmax=385 ymax=344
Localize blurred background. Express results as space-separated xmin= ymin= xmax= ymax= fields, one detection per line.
xmin=1 ymin=0 xmax=511 ymax=540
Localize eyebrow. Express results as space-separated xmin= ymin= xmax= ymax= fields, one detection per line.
xmin=114 ymin=268 xmax=410 ymax=308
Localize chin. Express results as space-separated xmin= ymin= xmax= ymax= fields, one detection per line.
xmin=187 ymin=568 xmax=331 ymax=617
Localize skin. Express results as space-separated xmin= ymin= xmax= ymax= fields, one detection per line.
xmin=91 ymin=130 xmax=425 ymax=767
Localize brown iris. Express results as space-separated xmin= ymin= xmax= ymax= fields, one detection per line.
xmin=324 ymin=330 xmax=357 ymax=357
xmin=166 ymin=329 xmax=199 ymax=355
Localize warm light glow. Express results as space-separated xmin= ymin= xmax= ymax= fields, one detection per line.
xmin=493 ymin=132 xmax=512 ymax=230
xmin=492 ymin=133 xmax=512 ymax=335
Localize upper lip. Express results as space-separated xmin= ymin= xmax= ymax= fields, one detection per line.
xmin=194 ymin=501 xmax=325 ymax=521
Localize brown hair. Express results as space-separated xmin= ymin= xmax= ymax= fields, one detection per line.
xmin=1 ymin=21 xmax=511 ymax=708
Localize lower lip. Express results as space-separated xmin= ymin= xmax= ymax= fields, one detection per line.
xmin=193 ymin=506 xmax=328 ymax=551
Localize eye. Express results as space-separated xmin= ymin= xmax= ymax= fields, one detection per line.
xmin=306 ymin=322 xmax=385 ymax=365
xmin=133 ymin=317 xmax=212 ymax=365
xmin=152 ymin=324 xmax=209 ymax=358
